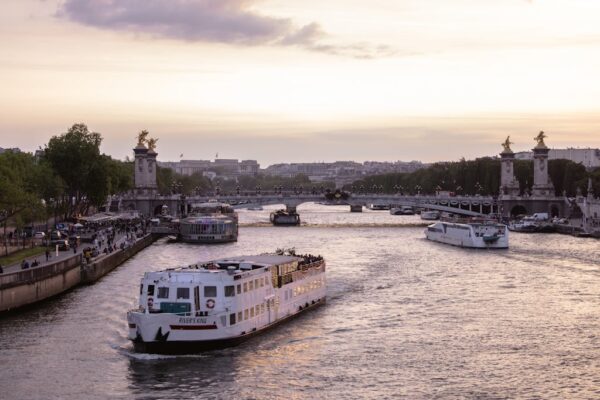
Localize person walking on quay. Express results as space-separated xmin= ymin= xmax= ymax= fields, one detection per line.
xmin=45 ymin=248 xmax=50 ymax=262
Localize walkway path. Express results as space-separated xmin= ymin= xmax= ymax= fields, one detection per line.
xmin=0 ymin=231 xmax=140 ymax=275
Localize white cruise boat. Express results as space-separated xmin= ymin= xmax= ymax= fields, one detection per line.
xmin=127 ymin=253 xmax=326 ymax=354
xmin=425 ymin=221 xmax=509 ymax=249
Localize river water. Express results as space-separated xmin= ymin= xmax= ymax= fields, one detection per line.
xmin=1 ymin=204 xmax=600 ymax=399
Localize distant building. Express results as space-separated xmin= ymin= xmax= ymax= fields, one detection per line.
xmin=515 ymin=148 xmax=600 ymax=169
xmin=0 ymin=147 xmax=21 ymax=154
xmin=158 ymin=158 xmax=260 ymax=179
xmin=263 ymin=160 xmax=425 ymax=183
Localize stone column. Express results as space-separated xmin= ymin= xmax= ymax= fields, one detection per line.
xmin=500 ymin=142 xmax=520 ymax=198
xmin=134 ymin=143 xmax=149 ymax=194
xmin=146 ymin=148 xmax=158 ymax=191
xmin=531 ymin=132 xmax=554 ymax=197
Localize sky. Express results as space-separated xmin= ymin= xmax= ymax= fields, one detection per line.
xmin=1 ymin=0 xmax=600 ymax=166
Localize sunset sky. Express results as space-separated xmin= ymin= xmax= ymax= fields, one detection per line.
xmin=1 ymin=0 xmax=600 ymax=165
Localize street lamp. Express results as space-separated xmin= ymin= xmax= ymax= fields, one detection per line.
xmin=475 ymin=182 xmax=483 ymax=196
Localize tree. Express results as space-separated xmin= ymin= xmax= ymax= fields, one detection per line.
xmin=0 ymin=151 xmax=47 ymax=255
xmin=44 ymin=123 xmax=133 ymax=217
xmin=44 ymin=124 xmax=103 ymax=217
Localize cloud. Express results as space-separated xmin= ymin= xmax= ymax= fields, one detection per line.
xmin=56 ymin=0 xmax=393 ymax=58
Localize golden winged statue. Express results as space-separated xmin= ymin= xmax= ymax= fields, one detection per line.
xmin=147 ymin=137 xmax=158 ymax=152
xmin=501 ymin=136 xmax=513 ymax=152
xmin=136 ymin=130 xmax=150 ymax=146
xmin=534 ymin=130 xmax=547 ymax=147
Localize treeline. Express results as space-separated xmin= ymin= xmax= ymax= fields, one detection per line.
xmin=345 ymin=157 xmax=600 ymax=197
xmin=0 ymin=124 xmax=132 ymax=231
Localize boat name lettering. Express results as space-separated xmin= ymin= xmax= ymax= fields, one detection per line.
xmin=178 ymin=317 xmax=207 ymax=324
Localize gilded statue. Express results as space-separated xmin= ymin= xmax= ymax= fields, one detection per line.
xmin=147 ymin=137 xmax=158 ymax=152
xmin=136 ymin=130 xmax=150 ymax=146
xmin=501 ymin=136 xmax=513 ymax=152
xmin=534 ymin=130 xmax=547 ymax=147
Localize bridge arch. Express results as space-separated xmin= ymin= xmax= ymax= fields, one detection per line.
xmin=510 ymin=205 xmax=528 ymax=217
xmin=153 ymin=204 xmax=170 ymax=216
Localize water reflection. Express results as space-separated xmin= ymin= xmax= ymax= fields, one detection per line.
xmin=1 ymin=205 xmax=600 ymax=399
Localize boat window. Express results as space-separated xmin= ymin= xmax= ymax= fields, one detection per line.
xmin=225 ymin=285 xmax=235 ymax=297
xmin=147 ymin=284 xmax=155 ymax=296
xmin=236 ymin=284 xmax=241 ymax=294
xmin=254 ymin=279 xmax=259 ymax=289
xmin=243 ymin=282 xmax=248 ymax=293
xmin=237 ymin=311 xmax=242 ymax=322
xmin=204 ymin=286 xmax=217 ymax=297
xmin=160 ymin=302 xmax=191 ymax=314
xmin=261 ymin=303 xmax=265 ymax=314
xmin=244 ymin=309 xmax=249 ymax=320
xmin=255 ymin=305 xmax=260 ymax=315
xmin=249 ymin=281 xmax=254 ymax=291
xmin=250 ymin=307 xmax=255 ymax=318
xmin=194 ymin=286 xmax=200 ymax=312
xmin=230 ymin=313 xmax=236 ymax=325
xmin=157 ymin=287 xmax=169 ymax=299
xmin=177 ymin=287 xmax=190 ymax=299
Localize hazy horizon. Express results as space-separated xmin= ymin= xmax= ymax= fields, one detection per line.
xmin=2 ymin=0 xmax=600 ymax=165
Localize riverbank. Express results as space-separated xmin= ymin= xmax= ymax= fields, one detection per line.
xmin=0 ymin=233 xmax=158 ymax=314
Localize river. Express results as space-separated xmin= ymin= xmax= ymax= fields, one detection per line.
xmin=1 ymin=203 xmax=600 ymax=399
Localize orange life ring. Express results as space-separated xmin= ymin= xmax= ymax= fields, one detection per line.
xmin=206 ymin=299 xmax=215 ymax=309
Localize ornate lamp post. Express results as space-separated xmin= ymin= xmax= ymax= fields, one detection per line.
xmin=475 ymin=181 xmax=483 ymax=196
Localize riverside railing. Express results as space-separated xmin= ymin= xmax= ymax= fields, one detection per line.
xmin=0 ymin=254 xmax=82 ymax=289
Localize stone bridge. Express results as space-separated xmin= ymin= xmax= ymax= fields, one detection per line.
xmin=120 ymin=192 xmax=502 ymax=218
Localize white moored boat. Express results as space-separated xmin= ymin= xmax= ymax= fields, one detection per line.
xmin=127 ymin=253 xmax=326 ymax=354
xmin=179 ymin=202 xmax=238 ymax=243
xmin=390 ymin=206 xmax=414 ymax=215
xmin=425 ymin=221 xmax=509 ymax=249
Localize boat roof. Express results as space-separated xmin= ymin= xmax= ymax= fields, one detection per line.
xmin=182 ymin=215 xmax=235 ymax=222
xmin=191 ymin=202 xmax=232 ymax=208
xmin=213 ymin=254 xmax=301 ymax=265
xmin=143 ymin=254 xmax=302 ymax=278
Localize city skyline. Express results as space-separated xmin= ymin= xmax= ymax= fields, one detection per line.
xmin=2 ymin=0 xmax=600 ymax=164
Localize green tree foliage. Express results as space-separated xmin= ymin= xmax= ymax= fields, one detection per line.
xmin=44 ymin=123 xmax=133 ymax=217
xmin=0 ymin=151 xmax=47 ymax=225
xmin=548 ymin=159 xmax=588 ymax=196
xmin=0 ymin=151 xmax=50 ymax=254
xmin=347 ymin=157 xmax=595 ymax=197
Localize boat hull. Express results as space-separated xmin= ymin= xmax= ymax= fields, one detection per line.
xmin=132 ymin=298 xmax=325 ymax=354
xmin=271 ymin=215 xmax=300 ymax=226
xmin=425 ymin=222 xmax=508 ymax=249
xmin=180 ymin=234 xmax=237 ymax=243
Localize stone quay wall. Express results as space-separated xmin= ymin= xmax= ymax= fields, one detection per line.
xmin=0 ymin=234 xmax=158 ymax=314
xmin=80 ymin=234 xmax=156 ymax=284
xmin=0 ymin=254 xmax=82 ymax=313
